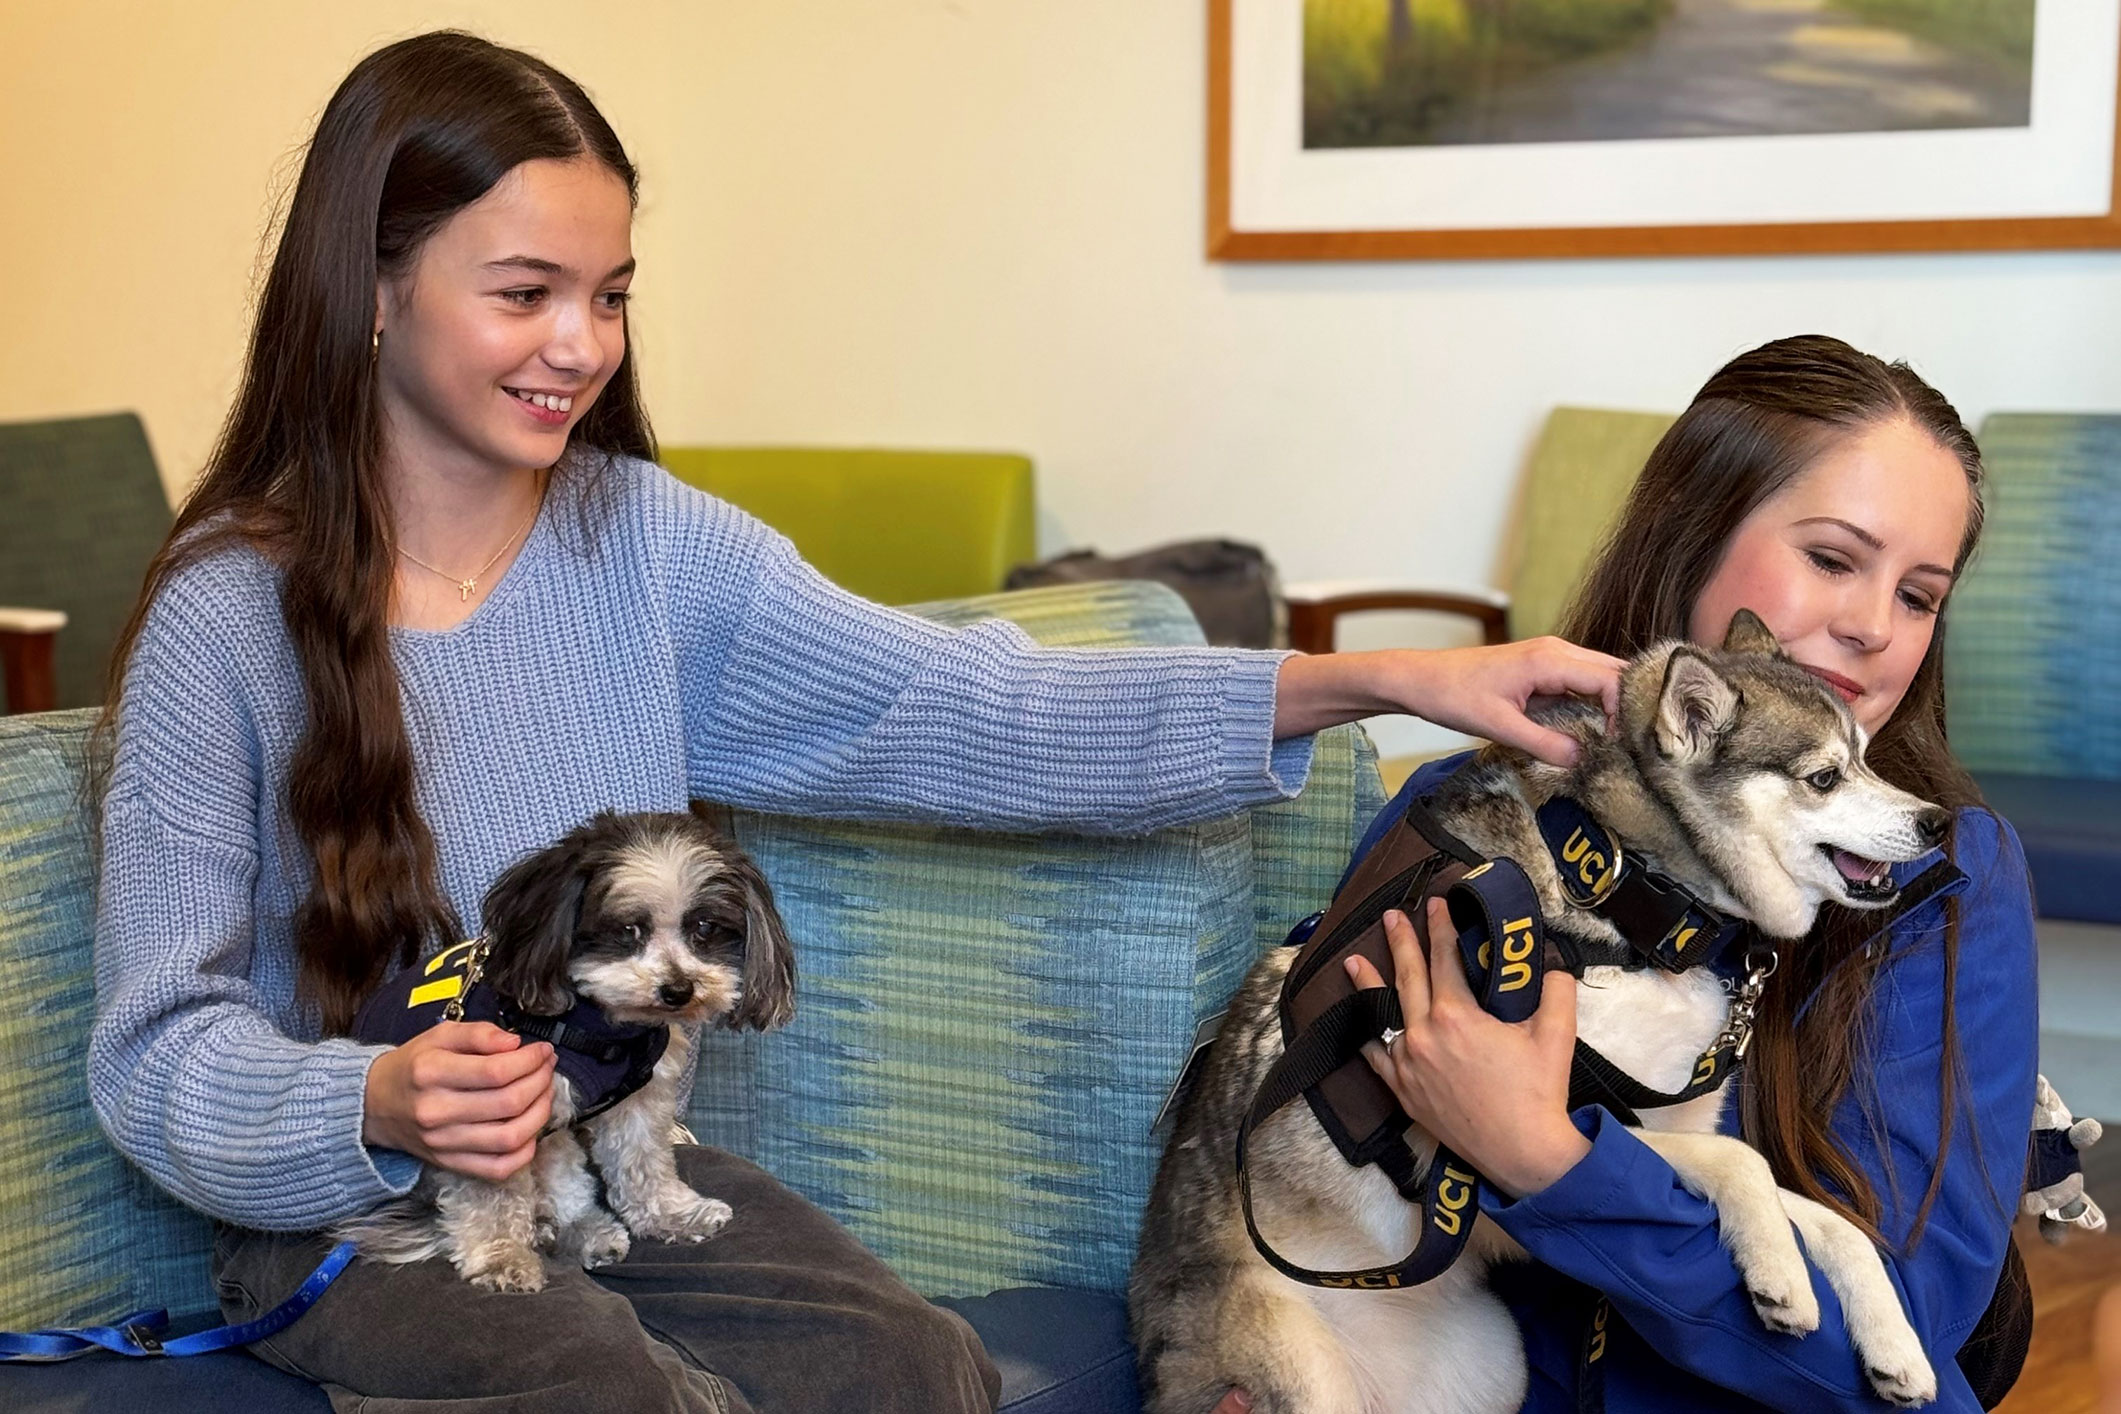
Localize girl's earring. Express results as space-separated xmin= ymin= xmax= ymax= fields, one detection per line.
xmin=372 ymin=329 xmax=381 ymax=361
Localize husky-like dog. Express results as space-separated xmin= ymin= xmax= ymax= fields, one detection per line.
xmin=1131 ymin=613 xmax=1950 ymax=1414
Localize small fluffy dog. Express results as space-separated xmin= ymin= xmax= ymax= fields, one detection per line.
xmin=337 ymin=802 xmax=795 ymax=1293
xmin=1132 ymin=613 xmax=1951 ymax=1413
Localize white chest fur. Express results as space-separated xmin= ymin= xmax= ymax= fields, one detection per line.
xmin=1572 ymin=964 xmax=1734 ymax=1134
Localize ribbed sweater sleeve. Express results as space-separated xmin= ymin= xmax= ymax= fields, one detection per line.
xmin=87 ymin=566 xmax=420 ymax=1230
xmin=640 ymin=468 xmax=1314 ymax=833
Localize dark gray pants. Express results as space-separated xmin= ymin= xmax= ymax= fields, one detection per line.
xmin=212 ymin=1146 xmax=1001 ymax=1414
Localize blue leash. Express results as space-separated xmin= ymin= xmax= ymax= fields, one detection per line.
xmin=0 ymin=1240 xmax=356 ymax=1363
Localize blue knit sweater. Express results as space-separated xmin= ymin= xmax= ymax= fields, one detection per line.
xmin=88 ymin=456 xmax=1314 ymax=1232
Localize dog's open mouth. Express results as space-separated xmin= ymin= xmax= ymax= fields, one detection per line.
xmin=1821 ymin=845 xmax=1899 ymax=904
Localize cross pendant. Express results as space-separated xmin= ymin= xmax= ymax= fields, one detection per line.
xmin=457 ymin=579 xmax=476 ymax=602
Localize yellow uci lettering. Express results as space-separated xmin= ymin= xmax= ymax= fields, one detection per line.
xmin=1588 ymin=1301 xmax=1610 ymax=1362
xmin=408 ymin=976 xmax=465 ymax=1009
xmin=1693 ymin=1052 xmax=1718 ymax=1086
xmin=424 ymin=939 xmax=480 ymax=976
xmin=1498 ymin=918 xmax=1536 ymax=991
xmin=1318 ymin=1275 xmax=1353 ymax=1288
xmin=1564 ymin=830 xmax=1611 ymax=890
xmin=1667 ymin=924 xmax=1700 ymax=957
xmin=1433 ymin=1163 xmax=1477 ymax=1235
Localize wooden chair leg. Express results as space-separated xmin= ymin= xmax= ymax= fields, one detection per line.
xmin=0 ymin=630 xmax=59 ymax=714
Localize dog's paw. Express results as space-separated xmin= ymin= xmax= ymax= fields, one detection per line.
xmin=627 ymin=1190 xmax=733 ymax=1245
xmin=1739 ymin=1255 xmax=1819 ymax=1336
xmin=574 ymin=1216 xmax=632 ymax=1270
xmin=532 ymin=1214 xmax=559 ymax=1252
xmin=1856 ymin=1318 xmax=1938 ymax=1407
xmin=464 ymin=1248 xmax=547 ymax=1294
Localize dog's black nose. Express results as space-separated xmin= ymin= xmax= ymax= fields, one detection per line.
xmin=658 ymin=981 xmax=694 ymax=1008
xmin=1916 ymin=807 xmax=1950 ymax=848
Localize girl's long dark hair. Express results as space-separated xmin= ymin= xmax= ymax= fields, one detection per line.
xmin=1560 ymin=334 xmax=1986 ymax=1247
xmin=96 ymin=32 xmax=655 ymax=1035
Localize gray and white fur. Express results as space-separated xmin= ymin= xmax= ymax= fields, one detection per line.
xmin=1131 ymin=611 xmax=1952 ymax=1414
xmin=333 ymin=802 xmax=795 ymax=1294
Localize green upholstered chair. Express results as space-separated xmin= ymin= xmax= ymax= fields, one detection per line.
xmin=0 ymin=414 xmax=174 ymax=713
xmin=1284 ymin=406 xmax=1674 ymax=652
xmin=659 ymin=447 xmax=1037 ymax=606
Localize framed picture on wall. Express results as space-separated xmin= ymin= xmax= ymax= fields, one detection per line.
xmin=1209 ymin=0 xmax=2121 ymax=258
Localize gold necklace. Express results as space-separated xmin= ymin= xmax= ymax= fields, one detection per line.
xmin=395 ymin=491 xmax=544 ymax=603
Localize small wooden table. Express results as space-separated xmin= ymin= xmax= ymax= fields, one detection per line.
xmin=0 ymin=607 xmax=67 ymax=714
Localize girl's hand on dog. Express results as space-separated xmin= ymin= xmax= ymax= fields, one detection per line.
xmin=362 ymin=1022 xmax=556 ymax=1181
xmin=1347 ymin=899 xmax=1590 ymax=1198
xmin=1275 ymin=637 xmax=1623 ymax=767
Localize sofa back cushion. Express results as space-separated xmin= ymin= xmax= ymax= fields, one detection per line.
xmin=1953 ymin=414 xmax=2121 ymax=781
xmin=0 ymin=710 xmax=218 ymax=1327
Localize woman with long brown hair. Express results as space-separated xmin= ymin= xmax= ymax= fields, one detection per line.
xmin=84 ymin=30 xmax=1624 ymax=1412
xmin=1337 ymin=335 xmax=2037 ymax=1413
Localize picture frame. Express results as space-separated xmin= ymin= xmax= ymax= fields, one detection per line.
xmin=1209 ymin=0 xmax=2121 ymax=259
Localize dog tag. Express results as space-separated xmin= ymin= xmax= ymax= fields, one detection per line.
xmin=1151 ymin=1011 xmax=1226 ymax=1135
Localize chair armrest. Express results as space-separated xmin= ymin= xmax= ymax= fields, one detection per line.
xmin=1281 ymin=579 xmax=1510 ymax=652
xmin=0 ymin=608 xmax=67 ymax=714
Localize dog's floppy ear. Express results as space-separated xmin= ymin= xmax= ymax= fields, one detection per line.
xmin=727 ymin=847 xmax=796 ymax=1032
xmin=1720 ymin=609 xmax=1784 ymax=659
xmin=479 ymin=835 xmax=593 ymax=1015
xmin=1654 ymin=647 xmax=1741 ymax=762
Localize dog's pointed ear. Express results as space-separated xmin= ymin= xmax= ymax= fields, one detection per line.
xmin=1655 ymin=647 xmax=1741 ymax=761
xmin=1720 ymin=609 xmax=1784 ymax=659
xmin=727 ymin=848 xmax=795 ymax=1032
xmin=479 ymin=837 xmax=592 ymax=1015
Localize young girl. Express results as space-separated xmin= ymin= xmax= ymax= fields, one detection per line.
xmin=1328 ymin=336 xmax=2036 ymax=1413
xmin=84 ymin=32 xmax=1620 ymax=1413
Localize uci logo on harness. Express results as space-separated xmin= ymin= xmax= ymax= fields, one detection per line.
xmin=1477 ymin=917 xmax=1538 ymax=994
xmin=1432 ymin=1162 xmax=1478 ymax=1236
xmin=1559 ymin=826 xmax=1619 ymax=905
xmin=405 ymin=938 xmax=479 ymax=1009
xmin=1317 ymin=1272 xmax=1405 ymax=1290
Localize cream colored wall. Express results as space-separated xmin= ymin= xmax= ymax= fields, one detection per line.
xmin=0 ymin=0 xmax=684 ymax=505
xmin=9 ymin=2 xmax=2121 ymax=647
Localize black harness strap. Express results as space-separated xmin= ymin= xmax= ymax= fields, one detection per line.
xmin=1236 ymin=856 xmax=1549 ymax=1288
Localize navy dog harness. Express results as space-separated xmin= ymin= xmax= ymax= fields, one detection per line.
xmin=350 ymin=938 xmax=669 ymax=1124
xmin=1237 ymin=796 xmax=1768 ymax=1293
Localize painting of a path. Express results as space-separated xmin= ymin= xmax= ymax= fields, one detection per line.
xmin=1305 ymin=0 xmax=2035 ymax=147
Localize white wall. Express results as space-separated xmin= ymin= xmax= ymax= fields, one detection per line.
xmin=14 ymin=2 xmax=2121 ymax=756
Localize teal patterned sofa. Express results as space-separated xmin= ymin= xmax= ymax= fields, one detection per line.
xmin=1949 ymin=413 xmax=2121 ymax=928
xmin=0 ymin=579 xmax=1383 ymax=1412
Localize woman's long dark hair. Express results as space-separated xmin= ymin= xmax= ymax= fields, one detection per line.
xmin=96 ymin=32 xmax=655 ymax=1035
xmin=1560 ymin=334 xmax=1986 ymax=1247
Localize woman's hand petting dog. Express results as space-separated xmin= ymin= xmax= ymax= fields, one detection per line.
xmin=1347 ymin=898 xmax=1589 ymax=1199
xmin=1274 ymin=636 xmax=1624 ymax=767
xmin=362 ymin=1021 xmax=557 ymax=1181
